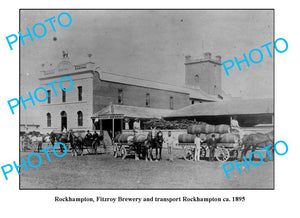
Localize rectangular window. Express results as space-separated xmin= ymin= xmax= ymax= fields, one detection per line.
xmin=118 ymin=89 xmax=123 ymax=104
xmin=170 ymin=96 xmax=174 ymax=109
xmin=62 ymin=90 xmax=66 ymax=102
xmin=47 ymin=90 xmax=51 ymax=104
xmin=47 ymin=113 xmax=51 ymax=127
xmin=78 ymin=86 xmax=82 ymax=101
xmin=146 ymin=93 xmax=150 ymax=107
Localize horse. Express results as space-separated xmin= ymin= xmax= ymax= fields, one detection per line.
xmin=132 ymin=133 xmax=149 ymax=161
xmin=90 ymin=133 xmax=105 ymax=154
xmin=146 ymin=130 xmax=164 ymax=161
xmin=239 ymin=131 xmax=274 ymax=162
xmin=49 ymin=130 xmax=77 ymax=155
xmin=67 ymin=131 xmax=84 ymax=156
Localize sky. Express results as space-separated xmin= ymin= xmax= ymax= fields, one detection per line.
xmin=20 ymin=9 xmax=274 ymax=124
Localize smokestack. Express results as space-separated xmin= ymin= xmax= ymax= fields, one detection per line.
xmin=185 ymin=55 xmax=191 ymax=62
xmin=204 ymin=52 xmax=211 ymax=59
xmin=215 ymin=55 xmax=221 ymax=62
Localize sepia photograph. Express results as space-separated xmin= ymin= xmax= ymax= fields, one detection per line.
xmin=19 ymin=9 xmax=274 ymax=189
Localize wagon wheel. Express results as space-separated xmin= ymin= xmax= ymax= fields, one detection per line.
xmin=200 ymin=146 xmax=206 ymax=159
xmin=120 ymin=146 xmax=127 ymax=159
xmin=183 ymin=147 xmax=194 ymax=161
xmin=215 ymin=148 xmax=230 ymax=162
xmin=113 ymin=144 xmax=119 ymax=157
xmin=230 ymin=150 xmax=239 ymax=160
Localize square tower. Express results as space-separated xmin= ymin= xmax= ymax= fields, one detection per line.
xmin=185 ymin=52 xmax=222 ymax=96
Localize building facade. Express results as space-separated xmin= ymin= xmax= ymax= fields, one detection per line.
xmin=39 ymin=59 xmax=95 ymax=132
xmin=38 ymin=52 xmax=223 ymax=133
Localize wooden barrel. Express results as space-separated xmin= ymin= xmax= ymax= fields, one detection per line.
xmin=220 ymin=133 xmax=237 ymax=143
xmin=187 ymin=124 xmax=206 ymax=134
xmin=178 ymin=134 xmax=196 ymax=143
xmin=117 ymin=134 xmax=134 ymax=143
xmin=215 ymin=124 xmax=230 ymax=134
xmin=204 ymin=124 xmax=215 ymax=134
xmin=133 ymin=134 xmax=147 ymax=143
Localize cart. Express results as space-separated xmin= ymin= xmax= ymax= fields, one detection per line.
xmin=113 ymin=141 xmax=148 ymax=160
xmin=214 ymin=143 xmax=240 ymax=162
xmin=179 ymin=143 xmax=208 ymax=161
xmin=180 ymin=142 xmax=240 ymax=162
xmin=113 ymin=142 xmax=135 ymax=159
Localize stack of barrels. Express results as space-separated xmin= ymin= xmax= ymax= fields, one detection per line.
xmin=133 ymin=134 xmax=148 ymax=143
xmin=115 ymin=134 xmax=133 ymax=143
xmin=115 ymin=133 xmax=148 ymax=144
xmin=178 ymin=123 xmax=235 ymax=144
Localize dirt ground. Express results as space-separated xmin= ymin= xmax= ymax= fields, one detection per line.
xmin=20 ymin=148 xmax=274 ymax=189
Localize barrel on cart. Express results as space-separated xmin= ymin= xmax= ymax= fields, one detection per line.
xmin=178 ymin=132 xmax=240 ymax=162
xmin=178 ymin=134 xmax=207 ymax=161
xmin=214 ymin=133 xmax=240 ymax=162
xmin=113 ymin=133 xmax=148 ymax=159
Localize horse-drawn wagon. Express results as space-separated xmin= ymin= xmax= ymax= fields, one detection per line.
xmin=179 ymin=124 xmax=240 ymax=162
xmin=113 ymin=134 xmax=135 ymax=159
xmin=177 ymin=134 xmax=208 ymax=161
xmin=113 ymin=131 xmax=164 ymax=161
xmin=113 ymin=133 xmax=149 ymax=160
xmin=49 ymin=130 xmax=106 ymax=156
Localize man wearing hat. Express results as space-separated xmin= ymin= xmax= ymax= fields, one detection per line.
xmin=207 ymin=134 xmax=219 ymax=161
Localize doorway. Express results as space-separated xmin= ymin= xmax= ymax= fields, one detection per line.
xmin=61 ymin=111 xmax=67 ymax=131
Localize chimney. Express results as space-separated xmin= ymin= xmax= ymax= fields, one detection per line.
xmin=215 ymin=55 xmax=221 ymax=62
xmin=185 ymin=55 xmax=191 ymax=62
xmin=204 ymin=52 xmax=211 ymax=59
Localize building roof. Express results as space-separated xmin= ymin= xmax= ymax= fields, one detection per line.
xmin=40 ymin=59 xmax=221 ymax=102
xmin=165 ymin=98 xmax=274 ymax=118
xmin=92 ymin=104 xmax=173 ymax=119
xmin=188 ymin=87 xmax=221 ymax=101
xmin=98 ymin=71 xmax=219 ymax=101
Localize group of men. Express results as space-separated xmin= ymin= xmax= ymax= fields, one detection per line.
xmin=163 ymin=130 xmax=219 ymax=162
xmin=194 ymin=133 xmax=219 ymax=162
xmin=152 ymin=117 xmax=242 ymax=162
xmin=84 ymin=130 xmax=104 ymax=148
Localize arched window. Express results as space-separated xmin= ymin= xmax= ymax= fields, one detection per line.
xmin=195 ymin=74 xmax=200 ymax=83
xmin=61 ymin=111 xmax=67 ymax=131
xmin=46 ymin=113 xmax=51 ymax=127
xmin=77 ymin=111 xmax=83 ymax=126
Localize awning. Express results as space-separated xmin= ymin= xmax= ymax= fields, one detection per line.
xmin=165 ymin=98 xmax=274 ymax=118
xmin=91 ymin=104 xmax=174 ymax=119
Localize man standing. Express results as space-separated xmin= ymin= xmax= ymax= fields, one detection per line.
xmin=92 ymin=131 xmax=99 ymax=150
xmin=85 ymin=130 xmax=93 ymax=145
xmin=231 ymin=116 xmax=244 ymax=143
xmin=36 ymin=133 xmax=43 ymax=152
xmin=165 ymin=131 xmax=176 ymax=161
xmin=133 ymin=118 xmax=140 ymax=133
xmin=31 ymin=133 xmax=38 ymax=152
xmin=156 ymin=129 xmax=163 ymax=161
xmin=207 ymin=134 xmax=219 ymax=161
xmin=194 ymin=133 xmax=203 ymax=161
xmin=230 ymin=116 xmax=240 ymax=131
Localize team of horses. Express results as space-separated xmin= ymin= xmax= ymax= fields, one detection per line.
xmin=49 ymin=131 xmax=104 ymax=156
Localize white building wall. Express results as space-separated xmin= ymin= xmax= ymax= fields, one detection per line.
xmin=39 ymin=61 xmax=95 ymax=133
